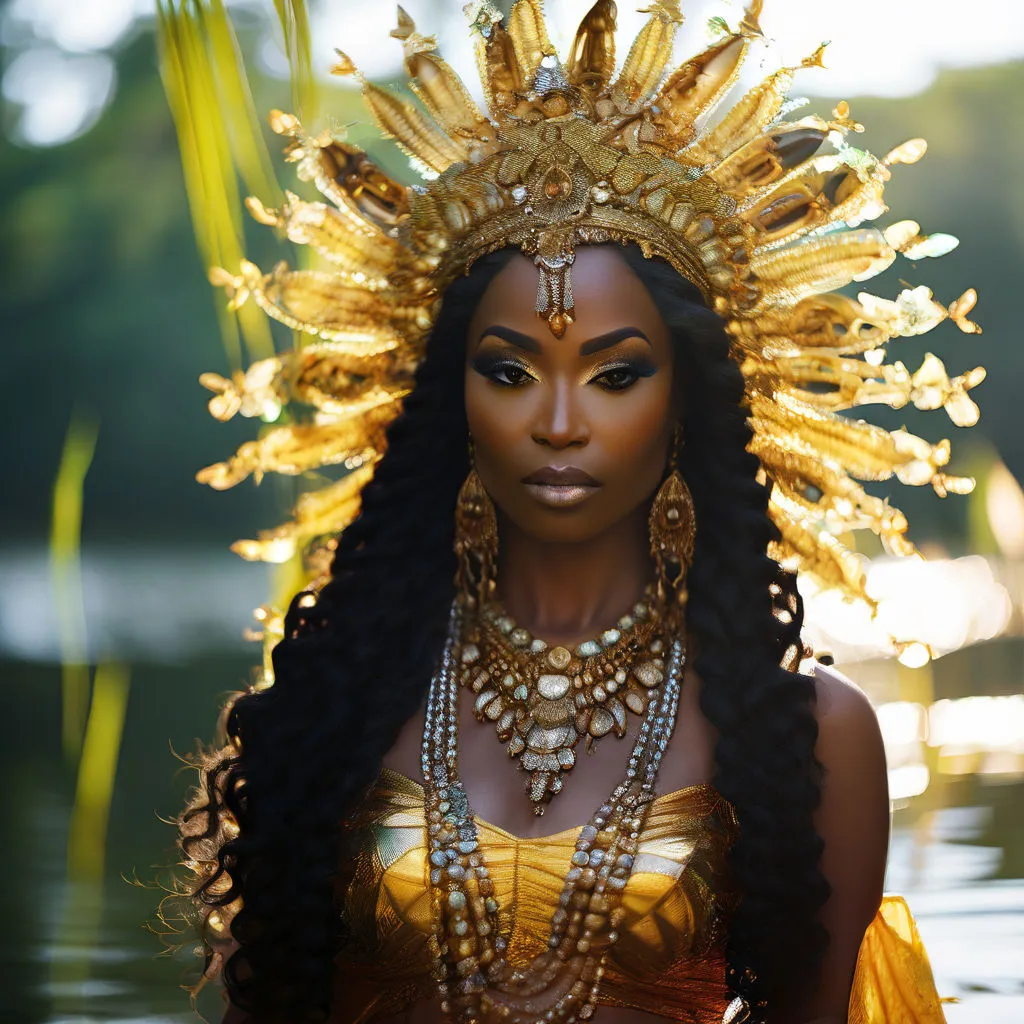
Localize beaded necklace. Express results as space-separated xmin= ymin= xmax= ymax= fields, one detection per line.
xmin=460 ymin=584 xmax=672 ymax=815
xmin=423 ymin=595 xmax=685 ymax=1023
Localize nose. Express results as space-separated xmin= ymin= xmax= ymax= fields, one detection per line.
xmin=531 ymin=376 xmax=589 ymax=449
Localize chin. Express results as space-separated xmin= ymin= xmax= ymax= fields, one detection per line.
xmin=500 ymin=504 xmax=619 ymax=545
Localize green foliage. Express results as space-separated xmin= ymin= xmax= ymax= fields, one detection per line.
xmin=1 ymin=24 xmax=1020 ymax=550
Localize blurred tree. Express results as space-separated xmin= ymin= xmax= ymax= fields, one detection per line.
xmin=1 ymin=21 xmax=1020 ymax=555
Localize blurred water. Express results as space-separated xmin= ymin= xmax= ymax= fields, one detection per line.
xmin=0 ymin=545 xmax=270 ymax=663
xmin=2 ymin=547 xmax=1022 ymax=1023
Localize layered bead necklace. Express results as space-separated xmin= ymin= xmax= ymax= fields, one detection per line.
xmin=459 ymin=582 xmax=673 ymax=815
xmin=423 ymin=595 xmax=685 ymax=1024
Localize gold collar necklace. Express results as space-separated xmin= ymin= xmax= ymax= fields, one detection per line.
xmin=425 ymin=596 xmax=686 ymax=1023
xmin=458 ymin=584 xmax=671 ymax=815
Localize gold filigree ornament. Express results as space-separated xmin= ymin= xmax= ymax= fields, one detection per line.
xmin=461 ymin=584 xmax=669 ymax=814
xmin=159 ymin=0 xmax=985 ymax=676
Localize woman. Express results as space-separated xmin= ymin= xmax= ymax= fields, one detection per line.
xmin=160 ymin=2 xmax=978 ymax=1022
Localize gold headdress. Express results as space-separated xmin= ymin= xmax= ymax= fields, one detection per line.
xmin=160 ymin=0 xmax=983 ymax=672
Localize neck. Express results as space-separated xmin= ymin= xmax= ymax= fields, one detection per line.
xmin=492 ymin=503 xmax=655 ymax=645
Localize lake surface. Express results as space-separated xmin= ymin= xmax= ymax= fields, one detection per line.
xmin=2 ymin=545 xmax=1021 ymax=1022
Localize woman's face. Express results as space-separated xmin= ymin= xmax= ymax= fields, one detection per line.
xmin=465 ymin=246 xmax=678 ymax=545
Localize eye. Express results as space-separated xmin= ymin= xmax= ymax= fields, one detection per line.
xmin=592 ymin=362 xmax=650 ymax=392
xmin=595 ymin=367 xmax=637 ymax=391
xmin=474 ymin=357 xmax=536 ymax=388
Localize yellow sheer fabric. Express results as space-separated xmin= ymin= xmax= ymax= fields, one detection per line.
xmin=206 ymin=766 xmax=949 ymax=1022
xmin=848 ymin=896 xmax=950 ymax=1024
xmin=329 ymin=768 xmax=950 ymax=1024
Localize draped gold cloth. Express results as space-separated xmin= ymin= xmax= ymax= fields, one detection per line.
xmin=320 ymin=767 xmax=949 ymax=1023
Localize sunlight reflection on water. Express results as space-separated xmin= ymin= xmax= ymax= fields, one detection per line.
xmin=3 ymin=548 xmax=1020 ymax=1022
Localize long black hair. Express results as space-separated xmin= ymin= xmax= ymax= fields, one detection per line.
xmin=167 ymin=244 xmax=829 ymax=1023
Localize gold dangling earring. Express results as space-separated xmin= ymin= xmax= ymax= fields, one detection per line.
xmin=454 ymin=434 xmax=499 ymax=610
xmin=649 ymin=423 xmax=696 ymax=619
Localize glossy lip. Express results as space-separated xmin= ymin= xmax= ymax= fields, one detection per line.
xmin=523 ymin=483 xmax=600 ymax=507
xmin=521 ymin=467 xmax=601 ymax=509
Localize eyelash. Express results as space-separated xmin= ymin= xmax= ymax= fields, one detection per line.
xmin=478 ymin=360 xmax=647 ymax=392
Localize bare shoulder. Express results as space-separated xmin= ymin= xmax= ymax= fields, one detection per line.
xmin=809 ymin=661 xmax=884 ymax=759
xmin=800 ymin=662 xmax=890 ymax=1019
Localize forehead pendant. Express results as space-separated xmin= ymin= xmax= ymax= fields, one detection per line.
xmin=534 ymin=236 xmax=576 ymax=338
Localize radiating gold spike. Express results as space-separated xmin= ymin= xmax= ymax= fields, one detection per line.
xmin=269 ymin=112 xmax=414 ymax=236
xmin=196 ymin=409 xmax=397 ymax=488
xmin=566 ymin=0 xmax=617 ymax=94
xmin=259 ymin=264 xmax=431 ymax=333
xmin=246 ymin=195 xmax=397 ymax=285
xmin=768 ymin=497 xmax=870 ymax=598
xmin=688 ymin=43 xmax=826 ymax=167
xmin=711 ymin=118 xmax=830 ymax=196
xmin=689 ymin=66 xmax=796 ymax=167
xmin=654 ymin=35 xmax=748 ymax=146
xmin=362 ymin=81 xmax=468 ymax=173
xmin=753 ymin=434 xmax=901 ymax=538
xmin=231 ymin=463 xmax=379 ymax=563
xmin=310 ymin=138 xmax=411 ymax=227
xmin=393 ymin=8 xmax=493 ymax=141
xmin=610 ymin=0 xmax=682 ymax=115
xmin=408 ymin=51 xmax=494 ymax=140
xmin=475 ymin=17 xmax=526 ymax=116
xmin=293 ymin=372 xmax=413 ymax=418
xmin=508 ymin=0 xmax=555 ymax=79
xmin=749 ymin=229 xmax=896 ymax=297
xmin=733 ymin=293 xmax=891 ymax=355
xmin=771 ymin=352 xmax=914 ymax=411
xmin=199 ymin=346 xmax=407 ymax=424
xmin=289 ymin=342 xmax=409 ymax=379
xmin=741 ymin=157 xmax=886 ymax=248
xmin=222 ymin=260 xmax=416 ymax=351
xmin=755 ymin=390 xmax=955 ymax=494
xmin=751 ymin=393 xmax=907 ymax=482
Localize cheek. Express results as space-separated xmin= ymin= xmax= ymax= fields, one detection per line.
xmin=596 ymin=376 xmax=676 ymax=472
xmin=603 ymin=386 xmax=673 ymax=454
xmin=464 ymin=369 xmax=506 ymax=446
xmin=463 ymin=370 xmax=529 ymax=491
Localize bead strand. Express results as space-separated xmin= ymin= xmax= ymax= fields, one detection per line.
xmin=424 ymin=598 xmax=686 ymax=1023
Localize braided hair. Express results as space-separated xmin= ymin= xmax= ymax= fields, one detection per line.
xmin=163 ymin=245 xmax=828 ymax=1023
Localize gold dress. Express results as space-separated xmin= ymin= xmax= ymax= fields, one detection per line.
xmin=328 ymin=767 xmax=948 ymax=1024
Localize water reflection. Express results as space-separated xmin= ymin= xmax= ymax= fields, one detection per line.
xmin=5 ymin=639 xmax=1022 ymax=1021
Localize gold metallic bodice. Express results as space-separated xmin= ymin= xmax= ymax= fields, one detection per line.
xmin=327 ymin=767 xmax=951 ymax=1024
xmin=333 ymin=766 xmax=738 ymax=1023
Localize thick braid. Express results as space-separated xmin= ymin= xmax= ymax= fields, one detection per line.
xmin=623 ymin=248 xmax=830 ymax=1018
xmin=174 ymin=252 xmax=514 ymax=1023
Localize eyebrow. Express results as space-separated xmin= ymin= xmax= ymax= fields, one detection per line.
xmin=477 ymin=324 xmax=651 ymax=356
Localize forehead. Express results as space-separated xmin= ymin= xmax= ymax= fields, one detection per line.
xmin=467 ymin=246 xmax=669 ymax=350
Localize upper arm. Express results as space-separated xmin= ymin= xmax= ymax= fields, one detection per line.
xmin=801 ymin=663 xmax=890 ymax=1023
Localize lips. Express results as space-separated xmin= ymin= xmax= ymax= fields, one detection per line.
xmin=521 ymin=466 xmax=600 ymax=486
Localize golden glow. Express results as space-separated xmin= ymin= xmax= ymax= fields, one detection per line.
xmin=986 ymin=460 xmax=1024 ymax=559
xmin=802 ymin=554 xmax=1012 ymax=663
